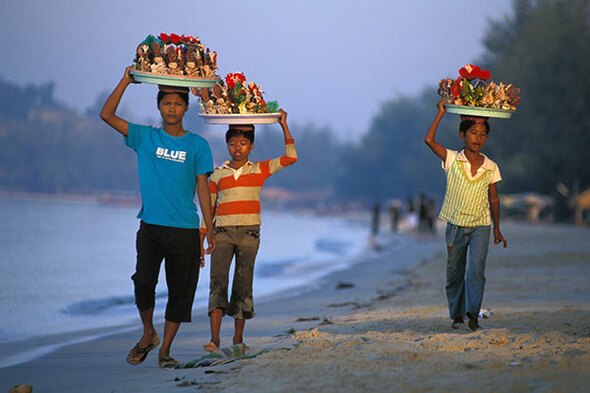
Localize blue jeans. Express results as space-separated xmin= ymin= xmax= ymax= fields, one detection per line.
xmin=445 ymin=223 xmax=490 ymax=320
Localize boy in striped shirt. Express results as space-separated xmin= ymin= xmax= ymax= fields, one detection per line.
xmin=201 ymin=109 xmax=297 ymax=351
xmin=425 ymin=99 xmax=507 ymax=331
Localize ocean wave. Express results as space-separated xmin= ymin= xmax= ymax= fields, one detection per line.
xmin=314 ymin=238 xmax=353 ymax=255
xmin=62 ymin=293 xmax=166 ymax=315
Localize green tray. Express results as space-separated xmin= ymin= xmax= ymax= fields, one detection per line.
xmin=446 ymin=104 xmax=515 ymax=119
xmin=130 ymin=70 xmax=219 ymax=88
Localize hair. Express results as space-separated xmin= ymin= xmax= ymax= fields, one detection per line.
xmin=225 ymin=126 xmax=256 ymax=143
xmin=459 ymin=119 xmax=490 ymax=134
xmin=157 ymin=91 xmax=189 ymax=106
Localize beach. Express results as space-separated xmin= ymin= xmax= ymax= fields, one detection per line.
xmin=1 ymin=221 xmax=589 ymax=392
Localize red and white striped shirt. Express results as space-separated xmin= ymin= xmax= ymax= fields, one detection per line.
xmin=201 ymin=138 xmax=297 ymax=231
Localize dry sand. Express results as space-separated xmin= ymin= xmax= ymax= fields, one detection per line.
xmin=1 ymin=222 xmax=589 ymax=392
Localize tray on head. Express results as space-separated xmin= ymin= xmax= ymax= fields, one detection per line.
xmin=130 ymin=70 xmax=219 ymax=88
xmin=199 ymin=113 xmax=281 ymax=125
xmin=445 ymin=104 xmax=514 ymax=119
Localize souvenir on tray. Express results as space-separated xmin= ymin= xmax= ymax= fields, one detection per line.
xmin=195 ymin=72 xmax=281 ymax=124
xmin=130 ymin=33 xmax=220 ymax=88
xmin=438 ymin=64 xmax=521 ymax=119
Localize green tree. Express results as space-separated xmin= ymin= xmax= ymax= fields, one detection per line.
xmin=0 ymin=79 xmax=138 ymax=194
xmin=251 ymin=123 xmax=346 ymax=195
xmin=335 ymin=90 xmax=458 ymax=202
xmin=480 ymin=0 xmax=590 ymax=195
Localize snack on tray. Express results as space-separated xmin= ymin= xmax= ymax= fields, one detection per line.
xmin=195 ymin=72 xmax=279 ymax=115
xmin=438 ymin=64 xmax=521 ymax=111
xmin=133 ymin=33 xmax=218 ymax=78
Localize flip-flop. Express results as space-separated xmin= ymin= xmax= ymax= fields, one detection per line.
xmin=202 ymin=341 xmax=219 ymax=352
xmin=126 ymin=337 xmax=161 ymax=365
xmin=158 ymin=354 xmax=180 ymax=368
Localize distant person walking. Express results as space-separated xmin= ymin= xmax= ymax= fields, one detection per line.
xmin=369 ymin=202 xmax=381 ymax=249
xmin=100 ymin=66 xmax=216 ymax=368
xmin=388 ymin=200 xmax=401 ymax=233
xmin=424 ymin=99 xmax=507 ymax=331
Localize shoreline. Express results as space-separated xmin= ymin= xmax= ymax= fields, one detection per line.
xmin=0 ymin=197 xmax=372 ymax=370
xmin=1 ymin=222 xmax=589 ymax=392
xmin=0 ymin=217 xmax=394 ymax=370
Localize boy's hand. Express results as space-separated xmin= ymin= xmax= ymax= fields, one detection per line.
xmin=278 ymin=109 xmax=288 ymax=127
xmin=199 ymin=233 xmax=206 ymax=268
xmin=493 ymin=228 xmax=507 ymax=248
xmin=205 ymin=228 xmax=217 ymax=254
xmin=437 ymin=98 xmax=446 ymax=114
xmin=123 ymin=66 xmax=139 ymax=85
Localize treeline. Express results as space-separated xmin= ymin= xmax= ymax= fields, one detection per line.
xmin=0 ymin=82 xmax=138 ymax=193
xmin=336 ymin=0 xmax=590 ymax=206
xmin=1 ymin=0 xmax=588 ymax=214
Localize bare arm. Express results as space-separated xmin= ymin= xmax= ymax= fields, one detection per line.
xmin=99 ymin=66 xmax=135 ymax=136
xmin=489 ymin=183 xmax=507 ymax=247
xmin=196 ymin=173 xmax=216 ymax=254
xmin=278 ymin=109 xmax=293 ymax=141
xmin=424 ymin=98 xmax=448 ymax=162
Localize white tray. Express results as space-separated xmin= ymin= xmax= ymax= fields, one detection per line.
xmin=199 ymin=113 xmax=281 ymax=125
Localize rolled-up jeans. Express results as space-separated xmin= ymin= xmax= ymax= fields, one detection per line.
xmin=208 ymin=225 xmax=260 ymax=319
xmin=445 ymin=223 xmax=490 ymax=320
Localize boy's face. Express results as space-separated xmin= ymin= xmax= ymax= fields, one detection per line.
xmin=227 ymin=135 xmax=254 ymax=162
xmin=460 ymin=123 xmax=488 ymax=153
xmin=158 ymin=93 xmax=188 ymax=126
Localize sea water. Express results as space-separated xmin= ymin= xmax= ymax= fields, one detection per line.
xmin=0 ymin=195 xmax=369 ymax=367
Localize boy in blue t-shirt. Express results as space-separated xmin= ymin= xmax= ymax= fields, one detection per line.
xmin=100 ymin=66 xmax=216 ymax=368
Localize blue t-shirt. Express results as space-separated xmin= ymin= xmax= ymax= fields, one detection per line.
xmin=124 ymin=123 xmax=213 ymax=229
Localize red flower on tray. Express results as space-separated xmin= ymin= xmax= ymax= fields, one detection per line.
xmin=451 ymin=78 xmax=462 ymax=98
xmin=159 ymin=33 xmax=170 ymax=43
xmin=458 ymin=64 xmax=491 ymax=81
xmin=169 ymin=33 xmax=182 ymax=45
xmin=158 ymin=33 xmax=181 ymax=45
xmin=226 ymin=72 xmax=246 ymax=90
xmin=181 ymin=34 xmax=200 ymax=45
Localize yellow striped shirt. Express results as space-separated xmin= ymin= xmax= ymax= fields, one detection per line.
xmin=439 ymin=149 xmax=501 ymax=227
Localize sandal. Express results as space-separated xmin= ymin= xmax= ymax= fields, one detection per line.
xmin=126 ymin=336 xmax=160 ymax=365
xmin=451 ymin=317 xmax=464 ymax=329
xmin=158 ymin=354 xmax=180 ymax=368
xmin=466 ymin=312 xmax=480 ymax=331
xmin=202 ymin=341 xmax=219 ymax=352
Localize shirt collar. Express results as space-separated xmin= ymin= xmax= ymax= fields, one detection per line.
xmin=219 ymin=160 xmax=255 ymax=170
xmin=457 ymin=150 xmax=495 ymax=171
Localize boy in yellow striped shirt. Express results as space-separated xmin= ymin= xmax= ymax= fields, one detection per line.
xmin=425 ymin=99 xmax=507 ymax=331
xmin=201 ymin=109 xmax=297 ymax=350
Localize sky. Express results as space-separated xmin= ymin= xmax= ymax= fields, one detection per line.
xmin=2 ymin=0 xmax=513 ymax=141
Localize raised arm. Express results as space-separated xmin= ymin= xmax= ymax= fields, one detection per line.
xmin=99 ymin=66 xmax=136 ymax=136
xmin=278 ymin=109 xmax=293 ymax=141
xmin=424 ymin=98 xmax=448 ymax=162
xmin=265 ymin=109 xmax=298 ymax=175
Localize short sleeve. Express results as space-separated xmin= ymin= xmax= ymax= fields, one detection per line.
xmin=124 ymin=123 xmax=144 ymax=152
xmin=195 ymin=138 xmax=214 ymax=176
xmin=490 ymin=163 xmax=502 ymax=184
xmin=442 ymin=149 xmax=458 ymax=172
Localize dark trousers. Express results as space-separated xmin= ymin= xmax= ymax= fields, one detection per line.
xmin=208 ymin=226 xmax=260 ymax=319
xmin=132 ymin=221 xmax=200 ymax=323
